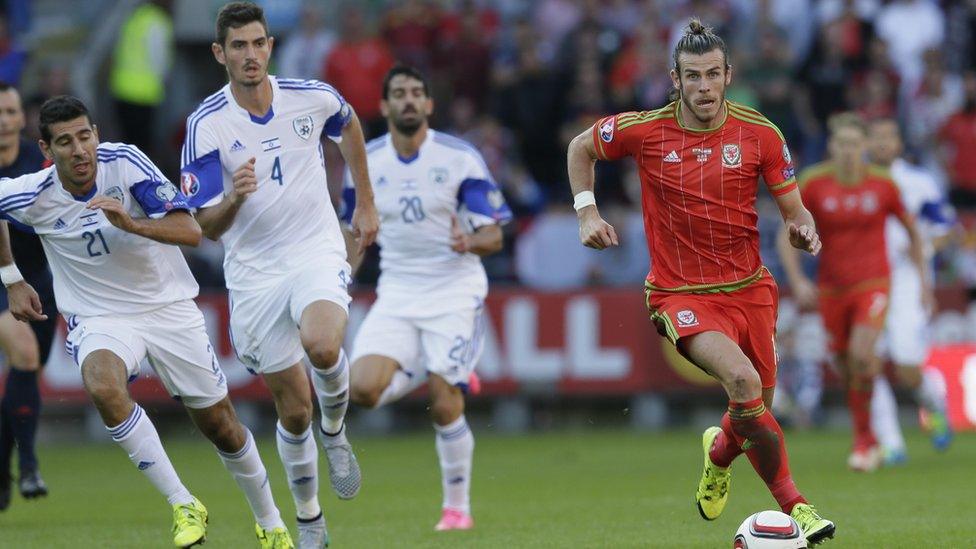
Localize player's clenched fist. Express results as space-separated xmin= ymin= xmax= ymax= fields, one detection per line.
xmin=577 ymin=207 xmax=619 ymax=250
xmin=229 ymin=157 xmax=258 ymax=205
xmin=788 ymin=222 xmax=821 ymax=256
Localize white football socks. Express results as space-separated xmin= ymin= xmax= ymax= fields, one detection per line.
xmin=217 ymin=428 xmax=285 ymax=530
xmin=107 ymin=404 xmax=194 ymax=506
xmin=434 ymin=415 xmax=474 ymax=515
xmin=311 ymin=350 xmax=349 ymax=435
xmin=871 ymin=376 xmax=906 ymax=452
xmin=276 ymin=421 xmax=321 ymax=520
xmin=916 ymin=369 xmax=947 ymax=414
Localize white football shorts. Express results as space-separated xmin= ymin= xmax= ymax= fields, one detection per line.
xmin=351 ymin=301 xmax=487 ymax=389
xmin=228 ymin=254 xmax=352 ymax=374
xmin=882 ymin=261 xmax=929 ymax=366
xmin=65 ymin=299 xmax=227 ymax=409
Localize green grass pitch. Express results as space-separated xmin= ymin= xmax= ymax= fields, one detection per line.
xmin=0 ymin=429 xmax=972 ymax=548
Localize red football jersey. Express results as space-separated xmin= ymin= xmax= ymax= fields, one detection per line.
xmin=799 ymin=163 xmax=906 ymax=290
xmin=592 ymin=101 xmax=796 ymax=292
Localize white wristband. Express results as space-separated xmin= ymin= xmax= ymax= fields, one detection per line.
xmin=0 ymin=264 xmax=23 ymax=287
xmin=573 ymin=190 xmax=596 ymax=212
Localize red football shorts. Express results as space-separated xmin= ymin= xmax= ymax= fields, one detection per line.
xmin=645 ymin=274 xmax=779 ymax=389
xmin=818 ymin=287 xmax=889 ymax=354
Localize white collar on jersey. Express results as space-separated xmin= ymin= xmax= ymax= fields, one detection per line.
xmin=223 ymin=75 xmax=282 ymax=123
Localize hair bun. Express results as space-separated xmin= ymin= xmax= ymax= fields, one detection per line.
xmin=688 ymin=18 xmax=708 ymax=35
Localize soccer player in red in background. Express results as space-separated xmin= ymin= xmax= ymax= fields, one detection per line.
xmin=566 ymin=20 xmax=835 ymax=545
xmin=778 ymin=113 xmax=927 ymax=473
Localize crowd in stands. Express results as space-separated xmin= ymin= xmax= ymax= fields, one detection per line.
xmin=262 ymin=0 xmax=976 ymax=292
xmin=10 ymin=0 xmax=976 ymax=294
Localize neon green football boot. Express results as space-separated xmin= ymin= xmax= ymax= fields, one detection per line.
xmin=172 ymin=497 xmax=208 ymax=548
xmin=256 ymin=523 xmax=295 ymax=549
xmin=791 ymin=503 xmax=836 ymax=545
xmin=696 ymin=426 xmax=732 ymax=520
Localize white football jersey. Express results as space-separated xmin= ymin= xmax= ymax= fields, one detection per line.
xmin=343 ymin=130 xmax=511 ymax=317
xmin=885 ymin=158 xmax=952 ymax=268
xmin=0 ymin=142 xmax=197 ymax=317
xmin=180 ymin=76 xmax=350 ymax=291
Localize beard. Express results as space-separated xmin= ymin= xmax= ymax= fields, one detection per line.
xmin=681 ymin=93 xmax=723 ymax=123
xmin=233 ymin=64 xmax=265 ymax=87
xmin=392 ymin=113 xmax=424 ymax=135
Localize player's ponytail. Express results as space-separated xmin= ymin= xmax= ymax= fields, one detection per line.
xmin=672 ymin=18 xmax=729 ymax=72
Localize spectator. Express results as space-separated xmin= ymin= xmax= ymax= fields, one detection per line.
xmin=435 ymin=2 xmax=494 ymax=112
xmin=874 ymin=0 xmax=945 ymax=85
xmin=323 ymin=5 xmax=395 ymax=137
xmin=109 ymin=0 xmax=173 ymax=157
xmin=904 ymin=49 xmax=964 ymax=162
xmin=732 ymin=0 xmax=815 ymax=66
xmin=795 ymin=20 xmax=854 ymax=161
xmin=607 ymin=15 xmax=671 ymax=110
xmin=275 ymin=2 xmax=336 ymax=80
xmin=0 ymin=14 xmax=26 ymax=86
xmin=742 ymin=30 xmax=797 ymax=139
xmin=382 ymin=0 xmax=441 ymax=70
xmin=939 ymin=72 xmax=976 ymax=210
xmin=533 ymin=0 xmax=583 ymax=55
xmin=109 ymin=0 xmax=173 ymax=156
xmin=853 ymin=69 xmax=898 ymax=121
xmin=22 ymin=62 xmax=74 ymax=143
xmin=438 ymin=0 xmax=500 ymax=44
xmin=816 ymin=0 xmax=880 ymax=25
xmin=493 ymin=19 xmax=565 ymax=192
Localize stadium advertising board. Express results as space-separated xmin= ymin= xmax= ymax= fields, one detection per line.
xmin=27 ymin=289 xmax=976 ymax=430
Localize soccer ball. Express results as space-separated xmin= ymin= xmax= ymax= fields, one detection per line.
xmin=733 ymin=510 xmax=807 ymax=548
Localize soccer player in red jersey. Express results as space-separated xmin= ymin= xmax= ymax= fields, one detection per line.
xmin=778 ymin=113 xmax=927 ymax=473
xmin=567 ymin=20 xmax=835 ymax=545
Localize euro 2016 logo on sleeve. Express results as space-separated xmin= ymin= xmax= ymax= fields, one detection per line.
xmin=600 ymin=118 xmax=614 ymax=142
xmin=180 ymin=172 xmax=200 ymax=197
xmin=782 ymin=143 xmax=792 ymax=164
xmin=105 ymin=186 xmax=125 ymax=204
xmin=722 ymin=143 xmax=741 ymax=168
xmin=293 ymin=115 xmax=314 ymax=140
xmin=676 ymin=309 xmax=699 ymax=327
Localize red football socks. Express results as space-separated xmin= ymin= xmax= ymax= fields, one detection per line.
xmin=724 ymin=398 xmax=807 ymax=513
xmin=847 ymin=378 xmax=877 ymax=451
xmin=708 ymin=412 xmax=743 ymax=468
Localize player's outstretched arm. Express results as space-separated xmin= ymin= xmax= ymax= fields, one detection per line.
xmin=567 ymin=127 xmax=618 ymax=250
xmin=340 ymin=225 xmax=366 ymax=275
xmin=774 ymin=189 xmax=819 ymax=308
xmin=196 ymin=157 xmax=257 ymax=241
xmin=774 ymin=188 xmax=821 ymax=256
xmin=336 ymin=109 xmax=379 ymax=254
xmin=0 ymin=222 xmax=45 ymax=322
xmin=87 ymin=196 xmax=202 ymax=246
xmin=450 ymin=216 xmax=503 ymax=256
xmin=899 ymin=212 xmax=935 ymax=312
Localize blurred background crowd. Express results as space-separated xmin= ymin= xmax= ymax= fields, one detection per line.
xmin=5 ymin=0 xmax=976 ymax=295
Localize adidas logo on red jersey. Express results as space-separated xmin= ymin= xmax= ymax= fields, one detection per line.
xmin=664 ymin=150 xmax=680 ymax=163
